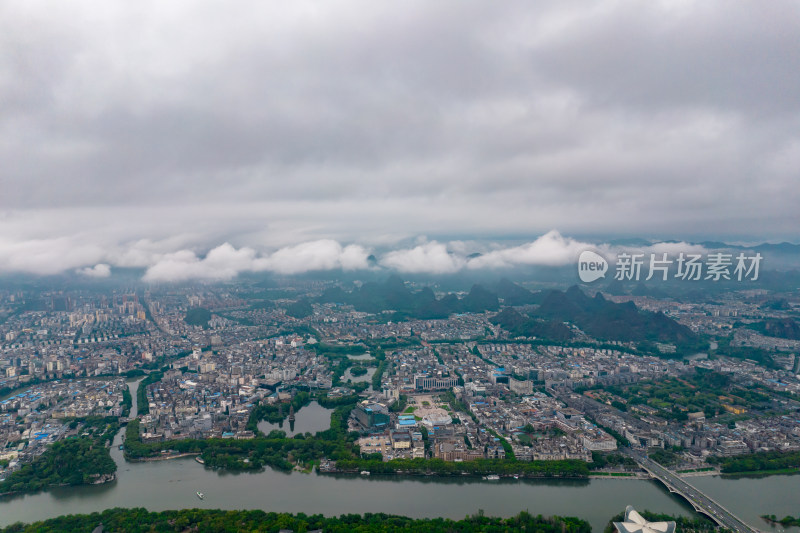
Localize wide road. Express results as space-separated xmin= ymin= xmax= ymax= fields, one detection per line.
xmin=624 ymin=449 xmax=757 ymax=532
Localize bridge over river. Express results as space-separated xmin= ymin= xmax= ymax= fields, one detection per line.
xmin=622 ymin=449 xmax=759 ymax=532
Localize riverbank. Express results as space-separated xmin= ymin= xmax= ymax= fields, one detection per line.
xmin=0 ymin=473 xmax=116 ymax=499
xmin=721 ymin=467 xmax=800 ymax=478
xmin=320 ymin=457 xmax=590 ymax=479
xmin=321 ymin=469 xmax=591 ymax=481
xmin=0 ymin=507 xmax=593 ymax=533
xmin=676 ymin=468 xmax=719 ymax=477
xmin=588 ymin=468 xmax=717 ymax=480
xmin=6 ymin=454 xmax=800 ymax=533
xmin=588 ymin=472 xmax=648 ymax=479
xmin=0 ymin=419 xmax=119 ymax=497
xmin=127 ymin=452 xmax=200 ymax=463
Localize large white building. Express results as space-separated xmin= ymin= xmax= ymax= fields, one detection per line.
xmin=613 ymin=506 xmax=675 ymax=533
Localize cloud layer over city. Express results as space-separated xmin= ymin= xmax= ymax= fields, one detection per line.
xmin=1 ymin=1 xmax=798 ymax=278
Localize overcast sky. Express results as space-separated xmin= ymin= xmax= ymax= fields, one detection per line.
xmin=1 ymin=1 xmax=799 ymax=279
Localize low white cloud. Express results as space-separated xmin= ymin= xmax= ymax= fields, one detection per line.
xmin=264 ymin=240 xmax=370 ymax=274
xmin=144 ymin=234 xmax=597 ymax=279
xmin=467 ymin=230 xmax=593 ymax=269
xmin=380 ymin=241 xmax=465 ymax=274
xmin=0 ymin=237 xmax=106 ymax=276
xmin=143 ymin=240 xmax=371 ymax=281
xmin=77 ymin=263 xmax=111 ymax=278
xmin=143 ymin=244 xmax=267 ymax=282
xmin=105 ymin=237 xmax=203 ymax=268
xmin=0 ymin=230 xmax=762 ymax=282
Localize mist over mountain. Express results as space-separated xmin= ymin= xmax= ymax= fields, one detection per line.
xmin=1 ymin=212 xmax=800 ymax=284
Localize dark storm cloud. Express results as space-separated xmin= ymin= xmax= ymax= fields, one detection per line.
xmin=0 ymin=0 xmax=798 ymax=277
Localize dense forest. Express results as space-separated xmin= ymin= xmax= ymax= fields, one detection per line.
xmin=121 ymin=387 xmax=132 ymax=417
xmin=335 ymin=457 xmax=589 ymax=478
xmin=708 ymin=449 xmax=800 ymax=474
xmin=136 ymin=371 xmax=164 ymax=416
xmin=0 ymin=508 xmax=591 ymax=533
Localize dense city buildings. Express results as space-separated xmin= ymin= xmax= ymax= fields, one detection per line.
xmin=2 ymin=277 xmax=799 ymax=492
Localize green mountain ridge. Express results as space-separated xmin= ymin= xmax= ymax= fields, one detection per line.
xmin=318 ymin=275 xmax=499 ymax=319
xmin=536 ymin=286 xmax=700 ymax=348
xmin=491 ymin=285 xmax=703 ymax=353
xmin=748 ymin=318 xmax=800 ymax=340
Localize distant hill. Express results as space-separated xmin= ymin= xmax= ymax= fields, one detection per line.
xmin=607 ymin=237 xmax=653 ymax=247
xmin=749 ymin=318 xmax=800 ymax=340
xmin=751 ymin=242 xmax=800 ymax=254
xmin=320 ymin=278 xmax=703 ymax=351
xmin=318 ymin=276 xmax=498 ymax=319
xmin=489 ymin=307 xmax=573 ymax=341
xmin=534 ymin=286 xmax=700 ymax=348
xmin=460 ymin=284 xmax=499 ymax=313
xmin=630 ymin=283 xmax=669 ymax=299
xmin=493 ymin=278 xmax=543 ymax=305
xmin=603 ymin=279 xmax=628 ymax=296
xmin=489 ymin=286 xmax=701 ymax=350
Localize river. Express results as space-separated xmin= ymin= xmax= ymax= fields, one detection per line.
xmin=1 ymin=379 xmax=799 ymax=532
